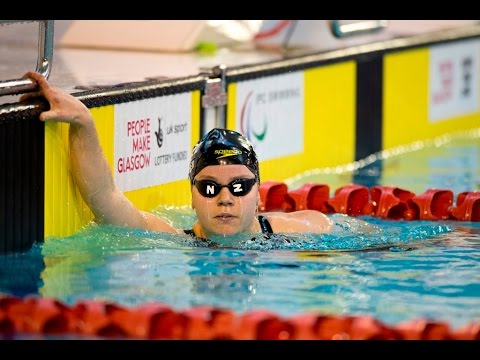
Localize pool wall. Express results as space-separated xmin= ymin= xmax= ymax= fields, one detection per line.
xmin=1 ymin=25 xmax=480 ymax=253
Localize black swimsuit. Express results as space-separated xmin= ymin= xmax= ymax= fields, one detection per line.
xmin=257 ymin=215 xmax=273 ymax=234
xmin=184 ymin=215 xmax=273 ymax=238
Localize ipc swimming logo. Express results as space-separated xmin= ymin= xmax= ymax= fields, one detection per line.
xmin=240 ymin=91 xmax=267 ymax=147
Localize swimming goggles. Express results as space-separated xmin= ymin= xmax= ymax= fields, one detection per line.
xmin=193 ymin=178 xmax=256 ymax=198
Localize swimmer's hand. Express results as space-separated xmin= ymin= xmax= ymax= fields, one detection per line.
xmin=21 ymin=71 xmax=92 ymax=127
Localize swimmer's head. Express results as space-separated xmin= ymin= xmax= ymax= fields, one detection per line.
xmin=189 ymin=128 xmax=260 ymax=184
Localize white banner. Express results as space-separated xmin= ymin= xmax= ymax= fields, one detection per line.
xmin=235 ymin=72 xmax=304 ymax=160
xmin=429 ymin=39 xmax=480 ymax=122
xmin=114 ymin=94 xmax=191 ymax=192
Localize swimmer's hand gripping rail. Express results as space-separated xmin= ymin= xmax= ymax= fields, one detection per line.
xmin=0 ymin=20 xmax=54 ymax=96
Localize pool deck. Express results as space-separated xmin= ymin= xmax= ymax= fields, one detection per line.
xmin=0 ymin=20 xmax=478 ymax=105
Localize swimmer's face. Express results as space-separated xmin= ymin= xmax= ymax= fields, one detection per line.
xmin=191 ymin=164 xmax=259 ymax=238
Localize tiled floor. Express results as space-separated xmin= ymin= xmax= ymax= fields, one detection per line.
xmin=0 ymin=20 xmax=478 ymax=105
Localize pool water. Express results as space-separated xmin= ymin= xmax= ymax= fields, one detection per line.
xmin=1 ymin=131 xmax=479 ymax=330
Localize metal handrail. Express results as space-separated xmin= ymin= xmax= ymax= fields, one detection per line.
xmin=330 ymin=20 xmax=388 ymax=38
xmin=0 ymin=20 xmax=54 ymax=96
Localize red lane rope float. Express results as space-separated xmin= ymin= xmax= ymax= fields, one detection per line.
xmin=450 ymin=191 xmax=480 ymax=221
xmin=287 ymin=183 xmax=331 ymax=213
xmin=258 ymin=183 xmax=480 ymax=221
xmin=368 ymin=186 xmax=416 ymax=219
xmin=1 ymin=295 xmax=479 ymax=340
xmin=258 ymin=181 xmax=291 ymax=212
xmin=326 ymin=184 xmax=370 ymax=216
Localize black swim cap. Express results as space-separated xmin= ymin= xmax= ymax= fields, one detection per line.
xmin=189 ymin=128 xmax=260 ymax=184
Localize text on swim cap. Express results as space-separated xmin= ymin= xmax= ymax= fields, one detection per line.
xmin=214 ymin=149 xmax=242 ymax=159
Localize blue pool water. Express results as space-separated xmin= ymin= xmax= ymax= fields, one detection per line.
xmin=1 ymin=132 xmax=479 ymax=330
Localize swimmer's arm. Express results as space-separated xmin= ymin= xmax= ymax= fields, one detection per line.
xmin=264 ymin=211 xmax=379 ymax=234
xmin=23 ymin=71 xmax=177 ymax=233
xmin=328 ymin=213 xmax=380 ymax=234
xmin=351 ymin=217 xmax=379 ymax=234
xmin=265 ymin=210 xmax=333 ymax=233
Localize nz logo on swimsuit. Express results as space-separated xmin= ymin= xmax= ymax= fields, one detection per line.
xmin=155 ymin=117 xmax=164 ymax=148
